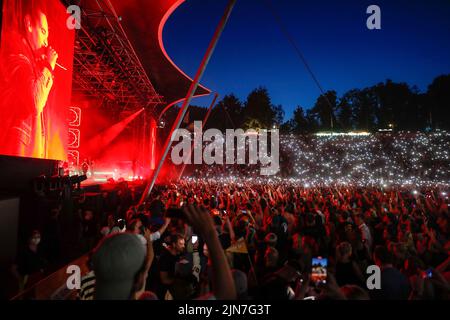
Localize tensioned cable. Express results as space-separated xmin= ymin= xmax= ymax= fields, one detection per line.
xmin=211 ymin=100 xmax=237 ymax=129
xmin=223 ymin=104 xmax=237 ymax=129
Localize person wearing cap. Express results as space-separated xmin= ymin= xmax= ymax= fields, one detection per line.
xmin=92 ymin=231 xmax=154 ymax=300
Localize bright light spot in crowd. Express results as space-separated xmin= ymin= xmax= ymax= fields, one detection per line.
xmin=315 ymin=132 xmax=371 ymax=136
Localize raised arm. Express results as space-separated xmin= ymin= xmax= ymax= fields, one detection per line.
xmin=184 ymin=205 xmax=236 ymax=300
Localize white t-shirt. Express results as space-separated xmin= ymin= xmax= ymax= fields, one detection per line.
xmin=359 ymin=223 xmax=373 ymax=248
xmin=137 ymin=231 xmax=161 ymax=246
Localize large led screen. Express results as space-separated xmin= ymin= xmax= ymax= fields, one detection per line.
xmin=0 ymin=0 xmax=74 ymax=160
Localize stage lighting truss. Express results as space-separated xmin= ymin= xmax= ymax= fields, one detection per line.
xmin=68 ymin=106 xmax=81 ymax=169
xmin=68 ymin=128 xmax=81 ymax=149
xmin=66 ymin=0 xmax=164 ymax=114
xmin=68 ymin=106 xmax=82 ymax=127
xmin=68 ymin=150 xmax=80 ymax=169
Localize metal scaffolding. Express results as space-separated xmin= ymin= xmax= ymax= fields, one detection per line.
xmin=66 ymin=0 xmax=163 ymax=112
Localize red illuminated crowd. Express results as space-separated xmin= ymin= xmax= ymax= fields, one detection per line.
xmin=13 ymin=177 xmax=450 ymax=300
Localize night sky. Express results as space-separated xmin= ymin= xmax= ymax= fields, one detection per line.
xmin=164 ymin=0 xmax=450 ymax=120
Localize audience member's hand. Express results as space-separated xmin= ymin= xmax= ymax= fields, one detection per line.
xmin=295 ymin=272 xmax=310 ymax=300
xmin=429 ymin=268 xmax=450 ymax=289
xmin=143 ymin=228 xmax=152 ymax=243
xmin=183 ymin=204 xmax=216 ymax=239
xmin=325 ymin=273 xmax=346 ymax=300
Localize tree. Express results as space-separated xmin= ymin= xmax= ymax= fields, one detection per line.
xmin=427 ymin=74 xmax=450 ymax=130
xmin=309 ymin=90 xmax=338 ymax=130
xmin=354 ymin=88 xmax=377 ymax=131
xmin=305 ymin=108 xmax=319 ymax=132
xmin=336 ymin=92 xmax=354 ymax=131
xmin=273 ymin=104 xmax=285 ymax=127
xmin=242 ymin=87 xmax=279 ymax=128
xmin=290 ymin=106 xmax=310 ymax=134
xmin=372 ymin=79 xmax=419 ymax=130
xmin=208 ymin=94 xmax=243 ymax=131
xmin=280 ymin=120 xmax=294 ymax=134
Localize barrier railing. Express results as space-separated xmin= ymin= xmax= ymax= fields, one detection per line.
xmin=10 ymin=255 xmax=89 ymax=300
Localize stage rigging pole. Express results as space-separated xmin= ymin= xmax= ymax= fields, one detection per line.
xmin=139 ymin=0 xmax=237 ymax=204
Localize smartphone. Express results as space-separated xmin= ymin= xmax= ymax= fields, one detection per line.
xmin=425 ymin=268 xmax=433 ymax=278
xmin=192 ymin=235 xmax=198 ymax=244
xmin=311 ymin=256 xmax=328 ymax=286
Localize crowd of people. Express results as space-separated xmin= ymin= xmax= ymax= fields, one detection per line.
xmin=10 ymin=131 xmax=450 ymax=300
xmin=82 ymin=179 xmax=450 ymax=300
xmin=192 ymin=132 xmax=450 ymax=186
xmin=16 ymin=181 xmax=449 ymax=300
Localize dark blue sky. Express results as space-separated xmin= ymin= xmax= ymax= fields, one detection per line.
xmin=164 ymin=0 xmax=450 ymax=120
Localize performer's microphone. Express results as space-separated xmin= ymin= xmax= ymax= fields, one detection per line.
xmin=55 ymin=62 xmax=67 ymax=71
xmin=41 ymin=54 xmax=67 ymax=71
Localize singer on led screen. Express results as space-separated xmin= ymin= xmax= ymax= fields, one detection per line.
xmin=0 ymin=0 xmax=74 ymax=160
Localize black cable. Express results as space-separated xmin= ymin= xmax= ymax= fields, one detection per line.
xmin=223 ymin=104 xmax=237 ymax=129
xmin=263 ymin=0 xmax=338 ymax=129
xmin=212 ymin=101 xmax=237 ymax=129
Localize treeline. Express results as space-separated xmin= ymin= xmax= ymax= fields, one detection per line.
xmin=160 ymin=74 xmax=450 ymax=135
